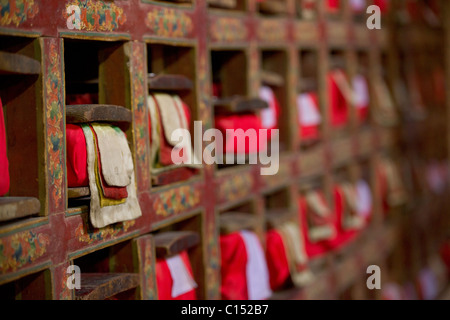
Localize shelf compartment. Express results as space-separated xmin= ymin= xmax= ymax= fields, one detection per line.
xmin=75 ymin=273 xmax=140 ymax=300
xmin=154 ymin=231 xmax=200 ymax=258
xmin=0 ymin=197 xmax=40 ymax=223
xmin=213 ymin=96 xmax=268 ymax=114
xmin=66 ymin=104 xmax=132 ymax=124
xmin=148 ymin=74 xmax=193 ymax=91
xmin=0 ymin=51 xmax=40 ymax=76
xmin=208 ymin=0 xmax=243 ymax=10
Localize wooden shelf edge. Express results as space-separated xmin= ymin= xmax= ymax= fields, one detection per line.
xmin=265 ymin=208 xmax=294 ymax=229
xmin=207 ymin=0 xmax=236 ymax=9
xmin=154 ymin=231 xmax=200 ymax=258
xmin=75 ymin=273 xmax=139 ymax=300
xmin=0 ymin=197 xmax=41 ymax=223
xmin=68 ymin=187 xmax=90 ymax=199
xmin=148 ymin=74 xmax=193 ymax=91
xmin=0 ymin=51 xmax=41 ymax=76
xmin=151 ymin=166 xmax=198 ymax=186
xmin=213 ymin=96 xmax=268 ymax=114
xmin=66 ymin=104 xmax=132 ymax=124
xmin=219 ymin=212 xmax=258 ymax=235
xmin=258 ymin=1 xmax=289 ymax=15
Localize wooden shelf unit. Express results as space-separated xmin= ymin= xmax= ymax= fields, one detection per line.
xmin=0 ymin=0 xmax=448 ymax=300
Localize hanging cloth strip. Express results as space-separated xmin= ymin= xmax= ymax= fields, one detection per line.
xmin=148 ymin=93 xmax=201 ymax=168
xmin=305 ymin=191 xmax=336 ymax=242
xmin=352 ymin=74 xmax=370 ymax=123
xmin=82 ymin=123 xmax=142 ymax=228
xmin=90 ymin=126 xmax=128 ymax=205
xmin=239 ymin=230 xmax=272 ymax=300
xmin=297 ymin=92 xmax=321 ymax=141
xmin=278 ymin=222 xmax=313 ymax=287
xmin=339 ymin=182 xmax=365 ymax=231
xmin=0 ymin=97 xmax=10 ymax=196
xmin=258 ymin=85 xmax=281 ymax=138
xmin=156 ymin=251 xmax=198 ymax=300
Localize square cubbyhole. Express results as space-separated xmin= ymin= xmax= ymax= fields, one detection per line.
xmin=152 ymin=213 xmax=205 ymax=300
xmin=258 ymin=0 xmax=289 ymax=16
xmin=0 ymin=35 xmax=43 ymax=224
xmin=0 ymin=269 xmax=51 ymax=300
xmin=296 ymin=0 xmax=318 ymax=20
xmin=147 ymin=43 xmax=201 ymax=187
xmin=207 ymin=0 xmax=247 ymax=11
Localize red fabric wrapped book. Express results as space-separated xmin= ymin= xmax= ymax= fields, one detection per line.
xmin=66 ymin=124 xmax=89 ymax=188
xmin=298 ymin=191 xmax=336 ymax=258
xmin=297 ymin=92 xmax=321 ymax=141
xmin=328 ymin=70 xmax=351 ymax=129
xmin=220 ymin=232 xmax=249 ymax=300
xmin=156 ymin=250 xmax=197 ymax=300
xmin=0 ymin=98 xmax=9 ymax=196
xmin=265 ymin=230 xmax=290 ymax=290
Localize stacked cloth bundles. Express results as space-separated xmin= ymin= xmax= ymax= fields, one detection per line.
xmin=147 ymin=93 xmax=200 ymax=172
xmin=156 ymin=250 xmax=198 ymax=300
xmin=265 ymin=221 xmax=313 ymax=291
xmin=0 ymin=98 xmax=9 ymax=196
xmin=220 ymin=230 xmax=272 ymax=300
xmin=67 ymin=123 xmax=142 ymax=228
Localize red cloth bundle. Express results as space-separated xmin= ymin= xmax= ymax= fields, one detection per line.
xmin=66 ymin=93 xmax=97 ymax=105
xmin=220 ymin=232 xmax=249 ymax=300
xmin=297 ymin=92 xmax=321 ymax=141
xmin=328 ymin=70 xmax=350 ymax=128
xmin=374 ymin=0 xmax=390 ymax=13
xmin=215 ymin=113 xmax=268 ymax=155
xmin=66 ymin=124 xmax=89 ymax=188
xmin=156 ymin=251 xmax=197 ymax=300
xmin=298 ymin=193 xmax=336 ymax=259
xmin=324 ymin=185 xmax=360 ymax=251
xmin=265 ymin=230 xmax=290 ymax=291
xmin=327 ymin=0 xmax=340 ymax=13
xmin=0 ymin=98 xmax=9 ymax=196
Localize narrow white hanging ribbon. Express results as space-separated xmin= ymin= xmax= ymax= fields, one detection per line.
xmin=239 ymin=230 xmax=272 ymax=300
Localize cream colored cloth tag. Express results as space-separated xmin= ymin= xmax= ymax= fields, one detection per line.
xmin=92 ymin=124 xmax=132 ymax=187
xmin=147 ymin=95 xmax=161 ymax=166
xmin=305 ymin=192 xmax=330 ymax=218
xmin=83 ymin=124 xmax=142 ymax=228
xmin=154 ymin=93 xmax=188 ymax=147
xmin=259 ymin=86 xmax=277 ymax=129
xmin=279 ymin=222 xmax=313 ymax=287
xmin=297 ymin=93 xmax=321 ymax=126
xmin=353 ymin=74 xmax=369 ymax=109
xmin=332 ymin=70 xmax=356 ymax=106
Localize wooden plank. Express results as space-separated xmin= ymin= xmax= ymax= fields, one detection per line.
xmin=265 ymin=208 xmax=294 ymax=229
xmin=0 ymin=197 xmax=40 ymax=222
xmin=75 ymin=273 xmax=139 ymax=300
xmin=213 ymin=97 xmax=268 ymax=114
xmin=261 ymin=70 xmax=285 ymax=87
xmin=148 ymin=74 xmax=193 ymax=91
xmin=66 ymin=105 xmax=132 ymax=124
xmin=154 ymin=231 xmax=200 ymax=258
xmin=219 ymin=212 xmax=258 ymax=234
xmin=0 ymin=51 xmax=41 ymax=76
xmin=208 ymin=0 xmax=236 ymax=9
xmin=151 ymin=166 xmax=197 ymax=186
xmin=67 ymin=187 xmax=90 ymax=199
xmin=259 ymin=1 xmax=288 ymax=15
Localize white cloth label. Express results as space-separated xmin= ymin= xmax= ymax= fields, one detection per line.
xmin=356 ymin=179 xmax=373 ymax=218
xmin=259 ymin=86 xmax=277 ymax=129
xmin=239 ymin=230 xmax=272 ymax=300
xmin=353 ymin=75 xmax=370 ymax=109
xmin=297 ymin=94 xmax=321 ymax=126
xmin=166 ymin=254 xmax=198 ymax=298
